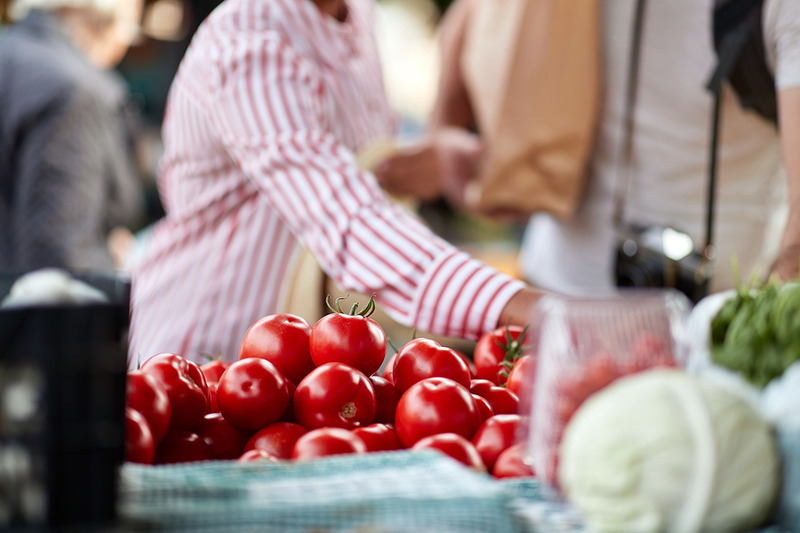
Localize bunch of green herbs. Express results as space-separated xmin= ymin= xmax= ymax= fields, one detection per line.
xmin=710 ymin=272 xmax=800 ymax=388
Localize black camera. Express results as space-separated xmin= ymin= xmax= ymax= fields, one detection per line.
xmin=614 ymin=224 xmax=715 ymax=304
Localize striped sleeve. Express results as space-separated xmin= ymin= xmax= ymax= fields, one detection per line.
xmin=204 ymin=30 xmax=524 ymax=340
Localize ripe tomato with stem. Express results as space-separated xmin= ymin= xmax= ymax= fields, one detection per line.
xmin=309 ymin=295 xmax=387 ymax=377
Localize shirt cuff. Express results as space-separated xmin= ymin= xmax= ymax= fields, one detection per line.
xmin=413 ymin=249 xmax=527 ymax=340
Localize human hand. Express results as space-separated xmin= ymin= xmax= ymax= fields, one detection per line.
xmin=434 ymin=127 xmax=485 ymax=211
xmin=373 ymin=127 xmax=484 ymax=204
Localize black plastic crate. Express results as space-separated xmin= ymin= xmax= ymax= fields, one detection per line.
xmin=0 ymin=270 xmax=130 ymax=530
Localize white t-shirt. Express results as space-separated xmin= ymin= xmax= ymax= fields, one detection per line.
xmin=520 ymin=0 xmax=800 ymax=295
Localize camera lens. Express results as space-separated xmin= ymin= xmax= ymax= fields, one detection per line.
xmin=616 ymin=262 xmax=654 ymax=287
xmin=615 ymin=245 xmax=664 ymax=288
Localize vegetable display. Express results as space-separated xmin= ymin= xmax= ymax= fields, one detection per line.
xmin=119 ymin=289 xmax=792 ymax=533
xmin=122 ymin=299 xmax=536 ymax=477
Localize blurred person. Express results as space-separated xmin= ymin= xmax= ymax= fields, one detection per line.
xmin=519 ymin=0 xmax=800 ymax=295
xmin=407 ymin=0 xmax=800 ymax=297
xmin=126 ymin=0 xmax=542 ymax=366
xmin=0 ymin=0 xmax=145 ymax=272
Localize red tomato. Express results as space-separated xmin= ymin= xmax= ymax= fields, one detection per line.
xmin=294 ymin=362 xmax=376 ymax=430
xmin=291 ymin=427 xmax=367 ymax=460
xmin=471 ymin=414 xmax=522 ymax=471
xmin=394 ymin=377 xmax=481 ymax=448
xmin=124 ymin=408 xmax=155 ymax=464
xmin=309 ymin=296 xmax=387 ymax=376
xmin=381 ymin=352 xmax=398 ymax=384
xmin=505 ymin=355 xmax=537 ymax=399
xmin=392 ymin=338 xmax=472 ymax=393
xmin=553 ymin=382 xmax=582 ymax=426
xmin=278 ymin=380 xmax=297 ymax=423
xmin=454 ymin=350 xmax=477 ymax=378
xmin=469 ymin=379 xmax=496 ymax=396
xmin=207 ymin=382 xmax=219 ymax=413
xmin=492 ymin=442 xmax=535 ymax=478
xmin=238 ymin=449 xmax=280 ymax=463
xmin=411 ymin=433 xmax=484 ymax=471
xmin=200 ymin=358 xmax=230 ymax=384
xmin=627 ymin=332 xmax=677 ymax=371
xmin=244 ymin=421 xmax=308 ymax=460
xmin=351 ymin=423 xmax=403 ymax=452
xmin=474 ymin=325 xmax=527 ymax=385
xmin=155 ymin=429 xmax=213 ymax=464
xmin=140 ymin=353 xmax=210 ymax=430
xmin=239 ymin=313 xmax=315 ymax=385
xmin=472 ymin=394 xmax=494 ymax=425
xmin=369 ymin=375 xmax=399 ymax=424
xmin=470 ymin=379 xmax=520 ymax=415
xmin=217 ymin=358 xmax=291 ymax=431
xmin=580 ymin=353 xmax=621 ymax=394
xmin=628 ymin=330 xmax=669 ymax=357
xmin=194 ymin=412 xmax=252 ymax=459
xmin=126 ymin=370 xmax=172 ymax=442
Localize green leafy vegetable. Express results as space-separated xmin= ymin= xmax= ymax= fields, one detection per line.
xmin=710 ymin=278 xmax=800 ymax=387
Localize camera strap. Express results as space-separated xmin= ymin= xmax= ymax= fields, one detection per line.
xmin=705 ymin=0 xmax=773 ymax=249
xmin=613 ymin=0 xmax=717 ymax=262
xmin=612 ymin=0 xmax=648 ymax=232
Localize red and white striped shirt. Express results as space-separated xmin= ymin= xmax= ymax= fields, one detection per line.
xmin=128 ymin=0 xmax=525 ymax=367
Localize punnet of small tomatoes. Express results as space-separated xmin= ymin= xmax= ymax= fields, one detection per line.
xmin=123 ymin=304 xmax=536 ymax=479
xmin=532 ymin=329 xmax=678 ymax=487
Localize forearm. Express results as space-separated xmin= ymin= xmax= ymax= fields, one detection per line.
xmin=772 ymin=202 xmax=800 ymax=281
xmin=498 ymin=286 xmax=545 ymax=330
xmin=772 ymin=88 xmax=800 ymax=281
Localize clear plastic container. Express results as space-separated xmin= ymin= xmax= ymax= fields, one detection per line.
xmin=522 ymin=289 xmax=691 ymax=493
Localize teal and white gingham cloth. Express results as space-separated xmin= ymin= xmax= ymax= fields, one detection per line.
xmin=119 ymin=446 xmax=796 ymax=533
xmin=119 ymin=450 xmax=530 ymax=533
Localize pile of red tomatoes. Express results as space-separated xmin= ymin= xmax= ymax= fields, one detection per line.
xmin=124 ymin=297 xmax=535 ymax=478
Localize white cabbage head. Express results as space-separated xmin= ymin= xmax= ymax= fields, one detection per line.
xmin=559 ymin=368 xmax=779 ymax=533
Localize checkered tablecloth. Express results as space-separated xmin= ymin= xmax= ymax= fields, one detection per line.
xmin=118 ymin=447 xmax=795 ymax=533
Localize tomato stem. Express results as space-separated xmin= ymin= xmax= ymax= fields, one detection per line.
xmin=325 ymin=294 xmax=349 ymax=314
xmin=387 ymin=336 xmax=400 ymax=355
xmin=200 ymin=351 xmax=223 ymax=362
xmin=357 ymin=295 xmax=376 ymax=317
xmin=324 ymin=293 xmax=379 ymax=317
xmin=495 ymin=324 xmax=531 ymax=380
